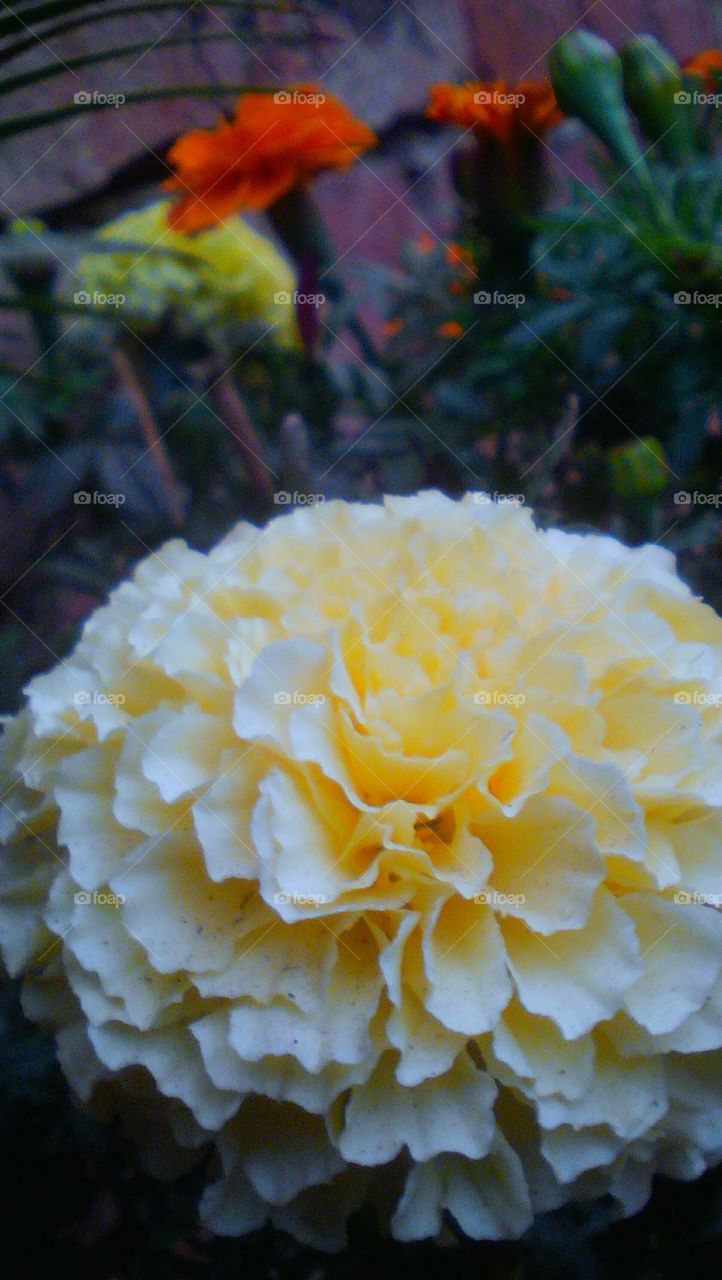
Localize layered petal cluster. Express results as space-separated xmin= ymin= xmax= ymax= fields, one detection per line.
xmin=428 ymin=80 xmax=563 ymax=144
xmin=164 ymin=87 xmax=376 ymax=232
xmin=78 ymin=200 xmax=299 ymax=345
xmin=2 ymin=493 xmax=722 ymax=1250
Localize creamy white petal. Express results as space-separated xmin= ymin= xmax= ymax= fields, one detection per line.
xmin=620 ymin=894 xmax=722 ymax=1034
xmin=339 ymin=1051 xmax=497 ymax=1165
xmin=488 ymin=999 xmax=595 ymax=1101
xmin=89 ymin=1022 xmax=239 ymax=1130
xmin=110 ymin=833 xmax=252 ymax=974
xmin=392 ymin=1138 xmax=532 ymax=1242
xmin=422 ymin=893 xmax=513 ymax=1035
xmin=478 ymin=794 xmax=605 ymax=934
xmin=227 ymin=925 xmax=382 ymax=1071
xmin=55 ymin=743 xmax=137 ymax=889
xmin=504 ymin=889 xmax=642 ymax=1038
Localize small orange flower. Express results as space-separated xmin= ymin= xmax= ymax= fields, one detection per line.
xmin=445 ymin=241 xmax=475 ymax=272
xmin=428 ymin=80 xmax=562 ymax=145
xmin=683 ymin=49 xmax=722 ymax=91
xmin=382 ymin=317 xmax=404 ymax=337
xmin=415 ymin=233 xmax=437 ymax=253
xmin=437 ymin=319 xmax=464 ymax=339
xmin=165 ymin=87 xmax=376 ymax=232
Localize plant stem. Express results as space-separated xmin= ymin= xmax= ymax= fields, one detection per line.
xmin=111 ymin=345 xmax=184 ymax=526
xmin=208 ymin=368 xmax=276 ymax=503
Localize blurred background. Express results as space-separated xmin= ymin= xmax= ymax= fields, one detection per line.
xmin=1 ymin=1 xmax=722 ymax=1276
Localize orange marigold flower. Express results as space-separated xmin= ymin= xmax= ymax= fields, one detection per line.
xmin=682 ymin=49 xmax=722 ymax=91
xmin=428 ymin=80 xmax=562 ymax=145
xmin=437 ymin=319 xmax=464 ymax=339
xmin=165 ymin=87 xmax=376 ymax=232
xmin=415 ymin=233 xmax=437 ymax=253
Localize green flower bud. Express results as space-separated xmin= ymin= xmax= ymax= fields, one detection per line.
xmin=610 ymin=436 xmax=669 ymax=500
xmin=549 ymin=32 xmax=650 ymax=174
xmin=621 ymin=36 xmax=689 ymax=162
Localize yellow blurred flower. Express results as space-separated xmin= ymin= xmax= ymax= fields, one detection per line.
xmin=78 ymin=198 xmax=299 ymax=346
xmin=2 ymin=493 xmax=722 ymax=1248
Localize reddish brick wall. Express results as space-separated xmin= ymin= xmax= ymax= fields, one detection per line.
xmin=1 ymin=2 xmax=717 ymax=270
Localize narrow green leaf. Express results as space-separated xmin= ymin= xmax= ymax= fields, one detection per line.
xmin=0 ymin=31 xmax=239 ymax=96
xmin=0 ymin=84 xmax=276 ymax=140
xmin=0 ymin=0 xmax=301 ymax=40
xmin=1 ymin=1 xmax=317 ymax=68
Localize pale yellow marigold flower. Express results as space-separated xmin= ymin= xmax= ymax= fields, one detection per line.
xmin=2 ymin=492 xmax=722 ymax=1250
xmin=77 ymin=198 xmax=299 ymax=345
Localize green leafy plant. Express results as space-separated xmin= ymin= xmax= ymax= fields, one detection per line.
xmin=376 ymin=30 xmax=722 ymax=545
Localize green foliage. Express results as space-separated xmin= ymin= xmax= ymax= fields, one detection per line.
xmin=374 ymin=29 xmax=722 ymax=550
